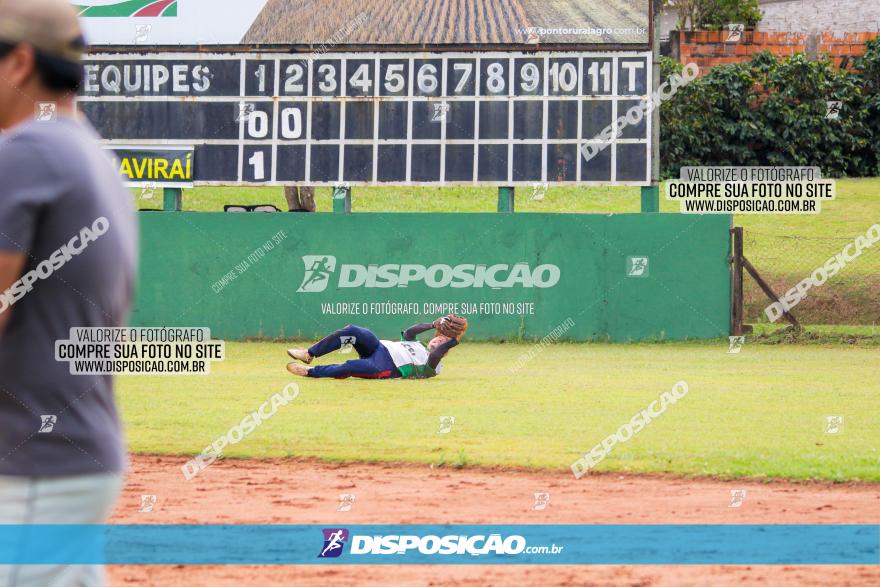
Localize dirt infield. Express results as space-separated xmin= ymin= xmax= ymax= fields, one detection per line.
xmin=108 ymin=455 xmax=880 ymax=586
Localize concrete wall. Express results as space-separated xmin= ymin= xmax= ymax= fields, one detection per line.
xmin=659 ymin=0 xmax=880 ymax=41
xmin=758 ymin=0 xmax=880 ymax=34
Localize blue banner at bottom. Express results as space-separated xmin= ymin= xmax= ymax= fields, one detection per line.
xmin=0 ymin=525 xmax=877 ymax=565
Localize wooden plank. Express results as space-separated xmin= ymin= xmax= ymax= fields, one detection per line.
xmin=742 ymin=256 xmax=800 ymax=329
xmin=730 ymin=227 xmax=744 ymax=335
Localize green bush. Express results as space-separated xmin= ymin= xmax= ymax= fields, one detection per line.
xmin=694 ymin=0 xmax=762 ymax=30
xmin=666 ymin=0 xmax=763 ymax=32
xmin=853 ymin=38 xmax=880 ymax=175
xmin=659 ymin=39 xmax=880 ymax=178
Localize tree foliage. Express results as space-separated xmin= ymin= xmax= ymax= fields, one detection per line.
xmin=665 ymin=0 xmax=762 ymax=31
xmin=659 ymin=39 xmax=880 ymax=178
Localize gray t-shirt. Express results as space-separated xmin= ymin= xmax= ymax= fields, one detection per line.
xmin=0 ymin=116 xmax=137 ymax=476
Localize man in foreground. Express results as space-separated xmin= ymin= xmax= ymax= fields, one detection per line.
xmin=286 ymin=314 xmax=468 ymax=379
xmin=0 ymin=0 xmax=137 ymax=584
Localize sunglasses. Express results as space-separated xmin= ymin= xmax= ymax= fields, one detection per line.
xmin=224 ymin=204 xmax=280 ymax=213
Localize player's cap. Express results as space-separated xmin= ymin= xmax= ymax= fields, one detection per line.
xmin=0 ymin=0 xmax=85 ymax=64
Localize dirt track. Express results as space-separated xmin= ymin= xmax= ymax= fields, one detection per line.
xmin=108 ymin=455 xmax=880 ymax=586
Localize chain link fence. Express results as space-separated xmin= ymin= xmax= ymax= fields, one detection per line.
xmin=742 ymin=231 xmax=880 ymax=325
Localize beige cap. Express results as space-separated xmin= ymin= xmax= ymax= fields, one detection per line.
xmin=0 ymin=0 xmax=85 ymax=63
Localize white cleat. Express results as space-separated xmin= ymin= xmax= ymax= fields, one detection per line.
xmin=286 ymin=362 xmax=310 ymax=377
xmin=287 ymin=348 xmax=312 ymax=364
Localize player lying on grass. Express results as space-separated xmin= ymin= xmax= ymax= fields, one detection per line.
xmin=286 ymin=314 xmax=467 ymax=379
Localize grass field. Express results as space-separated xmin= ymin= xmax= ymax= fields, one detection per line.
xmin=122 ymin=182 xmax=879 ymax=487
xmin=118 ymin=338 xmax=880 ymax=482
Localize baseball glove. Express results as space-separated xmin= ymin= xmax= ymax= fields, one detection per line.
xmin=434 ymin=314 xmax=468 ymax=340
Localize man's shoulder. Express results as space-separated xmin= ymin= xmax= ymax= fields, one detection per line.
xmin=2 ymin=118 xmax=97 ymax=152
xmin=0 ymin=119 xmax=95 ymax=172
xmin=0 ymin=124 xmax=46 ymax=164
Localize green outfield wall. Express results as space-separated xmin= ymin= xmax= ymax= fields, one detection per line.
xmin=132 ymin=213 xmax=732 ymax=342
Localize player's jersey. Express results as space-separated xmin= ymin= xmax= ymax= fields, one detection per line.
xmin=380 ymin=339 xmax=441 ymax=379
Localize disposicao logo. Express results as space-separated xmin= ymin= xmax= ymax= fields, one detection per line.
xmin=318 ymin=528 xmax=349 ymax=558
xmin=296 ymin=256 xmax=561 ymax=293
xmin=297 ymin=255 xmax=338 ymax=293
xmin=319 ymin=531 xmax=532 ymax=557
xmin=74 ymin=0 xmax=178 ymax=17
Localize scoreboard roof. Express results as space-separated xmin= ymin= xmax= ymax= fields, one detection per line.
xmin=75 ymin=0 xmax=650 ymax=48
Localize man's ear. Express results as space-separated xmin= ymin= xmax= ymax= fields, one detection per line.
xmin=5 ymin=43 xmax=37 ymax=90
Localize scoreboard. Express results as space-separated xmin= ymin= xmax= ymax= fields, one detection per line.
xmin=79 ymin=52 xmax=652 ymax=186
